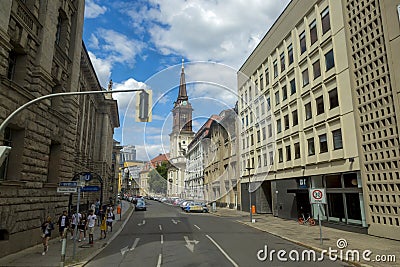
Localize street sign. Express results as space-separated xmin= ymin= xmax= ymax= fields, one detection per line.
xmin=81 ymin=173 xmax=92 ymax=181
xmin=57 ymin=187 xmax=77 ymax=193
xmin=81 ymin=186 xmax=100 ymax=192
xmin=309 ymin=188 xmax=326 ymax=204
xmin=59 ymin=181 xmax=78 ymax=187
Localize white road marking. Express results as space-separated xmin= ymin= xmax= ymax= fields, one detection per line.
xmin=138 ymin=220 xmax=146 ymax=226
xmin=120 ymin=246 xmax=129 ymax=256
xmin=206 ymin=234 xmax=239 ymax=267
xmin=171 ymin=219 xmax=181 ymax=224
xmin=129 ymin=238 xmax=140 ymax=251
xmin=157 ymin=253 xmax=162 ymax=267
xmin=184 ymin=236 xmax=199 ymax=252
xmin=194 ymin=224 xmax=201 ymax=230
xmin=159 ymin=224 xmax=162 ymax=231
xmin=161 ymin=234 xmax=164 ymax=244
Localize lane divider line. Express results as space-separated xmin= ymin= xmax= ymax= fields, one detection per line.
xmin=205 ymin=234 xmax=239 ymax=267
xmin=157 ymin=253 xmax=162 ymax=267
xmin=161 ymin=234 xmax=164 ymax=244
xmin=194 ymin=224 xmax=201 ymax=230
xmin=159 ymin=225 xmax=162 ymax=231
xmin=130 ymin=238 xmax=140 ymax=251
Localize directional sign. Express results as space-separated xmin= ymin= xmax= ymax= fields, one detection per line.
xmin=59 ymin=181 xmax=77 ymax=187
xmin=81 ymin=186 xmax=100 ymax=192
xmin=309 ymin=188 xmax=326 ymax=204
xmin=57 ymin=187 xmax=77 ymax=193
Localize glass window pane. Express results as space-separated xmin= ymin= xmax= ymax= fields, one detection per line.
xmin=310 ymin=20 xmax=317 ymax=45
xmin=325 ymin=49 xmax=334 ymax=70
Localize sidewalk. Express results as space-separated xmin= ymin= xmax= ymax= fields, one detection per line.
xmin=210 ymin=208 xmax=399 ymax=267
xmin=0 ymin=201 xmax=134 ymax=267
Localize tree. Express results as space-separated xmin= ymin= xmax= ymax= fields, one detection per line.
xmin=148 ymin=161 xmax=170 ymax=194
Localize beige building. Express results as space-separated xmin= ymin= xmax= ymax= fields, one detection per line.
xmin=238 ymin=0 xmax=400 ymax=240
xmin=0 ymin=0 xmax=119 ymax=256
xmin=202 ymin=109 xmax=240 ymax=209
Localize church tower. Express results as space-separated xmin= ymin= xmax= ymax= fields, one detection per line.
xmin=168 ymin=60 xmax=194 ymax=197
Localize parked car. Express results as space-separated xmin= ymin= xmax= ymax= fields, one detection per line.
xmin=185 ymin=202 xmax=208 ymax=213
xmin=135 ymin=199 xmax=146 ymax=211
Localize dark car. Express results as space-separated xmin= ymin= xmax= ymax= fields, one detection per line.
xmin=135 ymin=199 xmax=146 ymax=211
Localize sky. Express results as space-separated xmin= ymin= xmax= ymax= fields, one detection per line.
xmin=83 ymin=0 xmax=291 ymax=161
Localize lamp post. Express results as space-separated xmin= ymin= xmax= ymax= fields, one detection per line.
xmin=246 ymin=166 xmax=254 ymax=222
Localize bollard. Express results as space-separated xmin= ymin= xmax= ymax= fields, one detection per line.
xmin=60 ymin=229 xmax=67 ymax=267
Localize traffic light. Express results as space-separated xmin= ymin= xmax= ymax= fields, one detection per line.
xmin=136 ymin=89 xmax=152 ymax=122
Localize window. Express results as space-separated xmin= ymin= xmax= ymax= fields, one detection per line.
xmin=269 ymin=151 xmax=274 ymax=165
xmin=294 ymin=142 xmax=300 ymax=159
xmin=321 ymin=7 xmax=331 ymax=34
xmin=325 ymin=49 xmax=334 ymax=71
xmin=329 ymin=88 xmax=339 ymax=109
xmin=242 ymin=139 xmax=245 ymax=149
xmin=56 ymin=16 xmax=62 ymax=45
xmin=249 ymin=87 xmax=252 ymax=101
xmin=305 ymin=102 xmax=312 ymax=120
xmin=267 ymin=97 xmax=271 ymax=110
xmin=258 ymin=155 xmax=261 ymax=167
xmin=263 ymin=153 xmax=268 ymax=166
xmin=288 ymin=44 xmax=293 ymax=65
xmin=302 ymin=68 xmax=309 ymax=86
xmin=273 ymin=60 xmax=278 ymax=78
xmin=333 ymin=129 xmax=343 ymax=149
xmin=310 ymin=20 xmax=317 ymax=45
xmin=277 ymin=119 xmax=282 ymax=133
xmin=282 ymin=85 xmax=287 ymax=101
xmin=319 ymin=134 xmax=328 ymax=153
xmin=313 ymin=60 xmax=321 ymax=79
xmin=275 ymin=91 xmax=280 ymax=105
xmin=284 ymin=115 xmax=289 ymax=130
xmin=7 ymin=51 xmax=17 ymax=80
xmin=280 ymin=52 xmax=285 ymax=72
xmin=262 ymin=127 xmax=266 ymax=140
xmin=1 ymin=127 xmax=24 ymax=181
xmin=278 ymin=148 xmax=283 ymax=162
xmin=250 ymin=112 xmax=253 ymax=123
xmin=47 ymin=141 xmax=61 ymax=183
xmin=300 ymin=31 xmax=306 ymax=54
xmin=286 ymin=145 xmax=291 ymax=161
xmin=261 ymin=102 xmax=265 ymax=115
xmin=257 ymin=130 xmax=261 ymax=143
xmin=308 ymin=137 xmax=315 ymax=155
xmin=246 ymin=115 xmax=248 ymax=126
xmin=265 ymin=68 xmax=270 ymax=86
xmin=292 ymin=110 xmax=298 ymax=126
xmin=268 ymin=124 xmax=272 ymax=137
xmin=259 ymin=74 xmax=264 ymax=90
xmin=316 ymin=96 xmax=324 ymax=115
xmin=290 ymin=78 xmax=296 ymax=95
xmin=251 ymin=134 xmax=254 ymax=145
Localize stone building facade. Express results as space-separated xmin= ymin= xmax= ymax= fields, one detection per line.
xmin=238 ymin=0 xmax=400 ymax=239
xmin=0 ymin=0 xmax=119 ymax=256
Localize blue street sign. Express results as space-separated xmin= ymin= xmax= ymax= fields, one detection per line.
xmin=59 ymin=181 xmax=78 ymax=187
xmin=81 ymin=186 xmax=100 ymax=192
xmin=82 ymin=173 xmax=92 ymax=181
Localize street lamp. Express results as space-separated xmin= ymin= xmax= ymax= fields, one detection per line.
xmin=246 ymin=166 xmax=254 ymax=222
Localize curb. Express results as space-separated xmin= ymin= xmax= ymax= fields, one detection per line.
xmin=67 ymin=203 xmax=135 ymax=267
xmin=235 ymin=220 xmax=373 ymax=267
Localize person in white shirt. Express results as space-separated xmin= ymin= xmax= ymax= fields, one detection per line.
xmin=70 ymin=211 xmax=81 ymax=240
xmin=87 ymin=209 xmax=97 ymax=245
xmin=106 ymin=208 xmax=114 ymax=232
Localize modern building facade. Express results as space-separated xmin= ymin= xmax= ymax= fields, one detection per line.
xmin=120 ymin=145 xmax=137 ymax=162
xmin=168 ymin=61 xmax=194 ymax=197
xmin=0 ymin=0 xmax=119 ymax=256
xmin=238 ymin=0 xmax=400 ymax=240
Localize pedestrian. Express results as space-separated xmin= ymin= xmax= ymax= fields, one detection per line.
xmin=90 ymin=202 xmax=96 ymax=213
xmin=97 ymin=208 xmax=104 ymax=226
xmin=106 ymin=208 xmax=114 ymax=232
xmin=57 ymin=210 xmax=69 ymax=241
xmin=78 ymin=212 xmax=87 ymax=242
xmin=99 ymin=214 xmax=107 ymax=239
xmin=70 ymin=211 xmax=81 ymax=240
xmin=87 ymin=209 xmax=96 ymax=245
xmin=41 ymin=216 xmax=54 ymax=255
xmin=95 ymin=198 xmax=100 ymax=215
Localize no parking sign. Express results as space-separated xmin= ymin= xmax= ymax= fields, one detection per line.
xmin=309 ymin=188 xmax=327 ymax=204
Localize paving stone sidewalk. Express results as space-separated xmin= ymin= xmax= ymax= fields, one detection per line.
xmin=0 ymin=201 xmax=133 ymax=267
xmin=211 ymin=208 xmax=399 ymax=267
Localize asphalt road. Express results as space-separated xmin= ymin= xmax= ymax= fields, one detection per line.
xmin=86 ymin=200 xmax=351 ymax=267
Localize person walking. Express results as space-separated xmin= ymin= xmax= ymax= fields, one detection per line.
xmin=70 ymin=211 xmax=81 ymax=240
xmin=57 ymin=210 xmax=69 ymax=241
xmin=106 ymin=208 xmax=114 ymax=232
xmin=41 ymin=216 xmax=54 ymax=255
xmin=99 ymin=213 xmax=107 ymax=240
xmin=78 ymin=212 xmax=87 ymax=242
xmin=87 ymin=209 xmax=97 ymax=245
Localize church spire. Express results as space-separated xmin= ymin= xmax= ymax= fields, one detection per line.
xmin=177 ymin=58 xmax=188 ymax=102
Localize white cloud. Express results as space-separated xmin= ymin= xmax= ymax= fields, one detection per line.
xmin=112 ymin=78 xmax=148 ymax=111
xmin=87 ymin=51 xmax=112 ymax=87
xmin=125 ymin=0 xmax=291 ymax=68
xmin=85 ymin=0 xmax=107 ymax=19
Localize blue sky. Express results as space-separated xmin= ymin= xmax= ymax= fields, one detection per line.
xmin=83 ymin=0 xmax=290 ymax=161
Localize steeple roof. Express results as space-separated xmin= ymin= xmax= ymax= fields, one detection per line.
xmin=177 ymin=59 xmax=188 ymax=102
